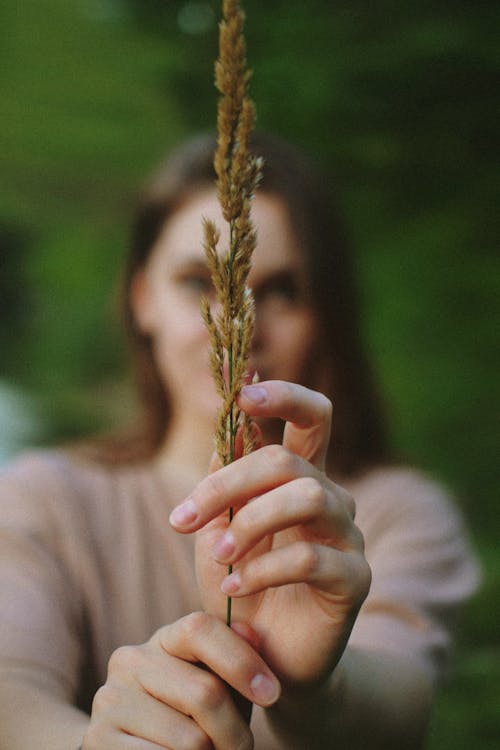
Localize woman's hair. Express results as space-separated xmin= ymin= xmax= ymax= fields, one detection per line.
xmin=96 ymin=132 xmax=390 ymax=475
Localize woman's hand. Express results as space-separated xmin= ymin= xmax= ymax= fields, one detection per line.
xmin=82 ymin=612 xmax=280 ymax=749
xmin=170 ymin=381 xmax=371 ymax=688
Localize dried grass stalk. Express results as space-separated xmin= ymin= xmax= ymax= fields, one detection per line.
xmin=201 ymin=0 xmax=263 ymax=626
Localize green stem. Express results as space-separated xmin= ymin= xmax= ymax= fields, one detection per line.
xmin=226 ymin=220 xmax=237 ymax=627
xmin=226 ymin=387 xmax=235 ymax=626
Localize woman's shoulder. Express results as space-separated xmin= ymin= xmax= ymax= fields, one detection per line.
xmin=0 ymin=448 xmax=153 ymax=531
xmin=1 ymin=448 xmax=115 ymax=497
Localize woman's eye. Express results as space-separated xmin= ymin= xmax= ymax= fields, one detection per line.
xmin=179 ymin=274 xmax=213 ymax=294
xmin=262 ymin=277 xmax=300 ymax=304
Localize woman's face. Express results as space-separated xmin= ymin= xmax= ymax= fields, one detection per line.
xmin=132 ymin=188 xmax=319 ymax=429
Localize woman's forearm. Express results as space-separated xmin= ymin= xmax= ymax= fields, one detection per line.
xmin=264 ymin=647 xmax=434 ymax=750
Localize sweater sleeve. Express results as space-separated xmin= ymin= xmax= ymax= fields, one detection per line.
xmin=0 ymin=453 xmax=85 ymax=701
xmin=349 ymin=468 xmax=481 ymax=683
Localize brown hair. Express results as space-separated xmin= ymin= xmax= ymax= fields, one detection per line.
xmin=94 ymin=132 xmax=390 ymax=475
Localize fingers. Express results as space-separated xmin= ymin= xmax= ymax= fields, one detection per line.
xmin=238 ymin=380 xmax=332 ymax=469
xmin=219 ymin=542 xmax=371 ymax=603
xmin=88 ymin=682 xmax=207 ymax=750
xmin=170 ymin=444 xmax=319 ymax=532
xmin=85 ymin=614 xmax=279 ymax=750
xmin=157 ymin=612 xmax=280 ymax=707
xmin=170 ymin=444 xmax=356 ymax=546
xmin=205 ymin=475 xmax=367 ymax=606
xmin=169 ymin=381 xmax=333 ymax=533
xmin=211 ymin=476 xmax=359 ymax=565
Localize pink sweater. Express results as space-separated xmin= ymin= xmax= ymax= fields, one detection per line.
xmin=0 ymin=451 xmax=480 ymax=741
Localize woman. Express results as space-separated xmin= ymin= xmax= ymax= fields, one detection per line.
xmin=0 ymin=134 xmax=479 ymax=749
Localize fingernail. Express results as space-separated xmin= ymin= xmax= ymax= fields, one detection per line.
xmin=221 ymin=571 xmax=241 ymax=594
xmin=250 ymin=673 xmax=280 ymax=704
xmin=241 ymin=385 xmax=268 ymax=405
xmin=169 ymin=499 xmax=197 ymax=528
xmin=213 ymin=531 xmax=235 ymax=561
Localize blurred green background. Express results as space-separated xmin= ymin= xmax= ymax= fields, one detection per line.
xmin=1 ymin=1 xmax=498 ymax=745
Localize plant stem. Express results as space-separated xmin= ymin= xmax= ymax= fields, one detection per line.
xmin=226 ymin=220 xmax=236 ymax=626
xmin=202 ymin=0 xmax=261 ymax=630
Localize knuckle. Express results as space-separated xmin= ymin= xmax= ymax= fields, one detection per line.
xmin=91 ymin=683 xmax=120 ymax=714
xmin=107 ymin=644 xmax=144 ymax=674
xmin=342 ymin=489 xmax=356 ymax=520
xmin=181 ymin=611 xmax=212 ymax=640
xmin=347 ymin=553 xmax=371 ymax=602
xmin=193 ymin=671 xmax=227 ymax=712
xmin=358 ymin=557 xmax=372 ymax=598
xmin=151 ymin=621 xmax=172 ymax=645
xmin=300 ymin=476 xmax=327 ymax=515
xmin=180 ymin=725 xmax=213 ymax=750
xmin=318 ymin=393 xmax=333 ymax=423
xmin=263 ymin=444 xmax=298 ymax=476
xmin=296 ymin=541 xmax=320 ymax=577
xmin=350 ymin=522 xmax=365 ymax=552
